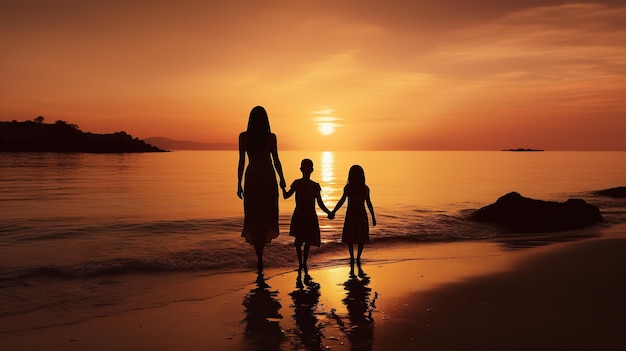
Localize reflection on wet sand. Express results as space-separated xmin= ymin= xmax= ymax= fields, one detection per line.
xmin=289 ymin=271 xmax=324 ymax=350
xmin=241 ymin=264 xmax=379 ymax=350
xmin=242 ymin=273 xmax=284 ymax=350
xmin=335 ymin=263 xmax=378 ymax=351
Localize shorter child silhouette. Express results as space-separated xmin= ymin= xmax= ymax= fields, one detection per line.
xmin=329 ymin=165 xmax=376 ymax=269
xmin=283 ymin=159 xmax=331 ymax=274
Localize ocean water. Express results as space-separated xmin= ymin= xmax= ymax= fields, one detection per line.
xmin=1 ymin=150 xmax=625 ymax=330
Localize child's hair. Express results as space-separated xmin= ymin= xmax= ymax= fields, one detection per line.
xmin=301 ymin=159 xmax=313 ymax=172
xmin=347 ymin=164 xmax=366 ymax=186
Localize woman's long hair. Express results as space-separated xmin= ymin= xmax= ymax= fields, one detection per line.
xmin=247 ymin=106 xmax=271 ymax=151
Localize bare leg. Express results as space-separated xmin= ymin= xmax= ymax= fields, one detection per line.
xmin=348 ymin=243 xmax=355 ymax=276
xmin=296 ymin=248 xmax=302 ymax=268
xmin=303 ymin=243 xmax=311 ymax=274
xmin=348 ymin=243 xmax=355 ymax=263
xmin=294 ymin=239 xmax=302 ymax=272
xmin=356 ymin=243 xmax=364 ymax=264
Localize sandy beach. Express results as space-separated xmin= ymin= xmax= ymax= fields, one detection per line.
xmin=2 ymin=224 xmax=626 ymax=351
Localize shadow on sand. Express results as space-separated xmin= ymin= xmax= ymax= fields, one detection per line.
xmin=327 ymin=263 xmax=378 ymax=351
xmin=242 ymin=273 xmax=284 ymax=350
xmin=289 ymin=271 xmax=324 ymax=350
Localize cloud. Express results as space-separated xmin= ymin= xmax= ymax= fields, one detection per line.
xmin=2 ymin=1 xmax=625 ymax=149
xmin=427 ymin=4 xmax=626 ymax=74
xmin=410 ymin=3 xmax=626 ymax=114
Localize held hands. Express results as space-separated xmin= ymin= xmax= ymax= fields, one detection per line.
xmin=324 ymin=208 xmax=374 ymax=225
xmin=327 ymin=210 xmax=336 ymax=220
xmin=280 ymin=181 xmax=291 ymax=199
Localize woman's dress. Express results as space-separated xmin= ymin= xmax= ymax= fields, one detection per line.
xmin=241 ymin=148 xmax=280 ymax=244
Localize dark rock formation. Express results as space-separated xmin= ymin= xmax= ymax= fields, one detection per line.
xmin=594 ymin=187 xmax=626 ymax=198
xmin=470 ymin=192 xmax=603 ymax=233
xmin=0 ymin=120 xmax=166 ymax=153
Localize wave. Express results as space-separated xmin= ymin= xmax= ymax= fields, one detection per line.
xmin=2 ymin=199 xmax=624 ymax=284
xmin=0 ymin=206 xmax=622 ymax=325
xmin=1 ymin=250 xmax=244 ymax=281
xmin=0 ymin=217 xmax=244 ymax=241
xmin=0 ymin=212 xmax=465 ymax=281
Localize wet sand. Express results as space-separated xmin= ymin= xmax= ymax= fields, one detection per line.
xmin=2 ymin=225 xmax=626 ymax=351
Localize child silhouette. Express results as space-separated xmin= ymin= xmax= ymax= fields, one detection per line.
xmin=283 ymin=159 xmax=331 ymax=274
xmin=329 ymin=165 xmax=376 ymax=268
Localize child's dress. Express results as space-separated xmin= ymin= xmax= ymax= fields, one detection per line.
xmin=341 ymin=185 xmax=371 ymax=244
xmin=289 ymin=178 xmax=322 ymax=247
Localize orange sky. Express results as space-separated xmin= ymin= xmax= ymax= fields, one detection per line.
xmin=1 ymin=0 xmax=625 ymax=150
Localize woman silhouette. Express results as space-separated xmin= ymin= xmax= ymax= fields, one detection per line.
xmin=238 ymin=106 xmax=287 ymax=272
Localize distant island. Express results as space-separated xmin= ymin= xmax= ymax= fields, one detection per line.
xmin=0 ymin=118 xmax=166 ymax=153
xmin=502 ymin=148 xmax=544 ymax=152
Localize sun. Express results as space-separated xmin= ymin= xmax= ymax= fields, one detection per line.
xmin=312 ymin=107 xmax=340 ymax=136
xmin=318 ymin=122 xmax=336 ymax=136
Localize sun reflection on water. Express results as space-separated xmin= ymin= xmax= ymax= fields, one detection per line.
xmin=318 ymin=151 xmax=340 ymax=219
xmin=320 ymin=151 xmax=334 ymax=183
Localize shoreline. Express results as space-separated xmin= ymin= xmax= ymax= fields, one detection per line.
xmin=2 ymin=224 xmax=626 ymax=350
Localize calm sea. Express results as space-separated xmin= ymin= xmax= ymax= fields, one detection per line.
xmin=1 ymin=150 xmax=625 ymax=329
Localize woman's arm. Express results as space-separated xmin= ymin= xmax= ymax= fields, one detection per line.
xmin=269 ymin=133 xmax=286 ymax=189
xmin=237 ymin=132 xmax=246 ymax=199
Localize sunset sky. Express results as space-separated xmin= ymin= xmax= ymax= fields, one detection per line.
xmin=1 ymin=0 xmax=625 ymax=150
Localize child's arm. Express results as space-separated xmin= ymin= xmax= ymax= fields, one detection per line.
xmin=314 ymin=184 xmax=332 ymax=218
xmin=366 ymin=187 xmax=376 ymax=226
xmin=330 ymin=190 xmax=347 ymax=219
xmin=316 ymin=194 xmax=331 ymax=215
xmin=283 ymin=186 xmax=294 ymax=199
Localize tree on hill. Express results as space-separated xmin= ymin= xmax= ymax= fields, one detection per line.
xmin=55 ymin=120 xmax=79 ymax=130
